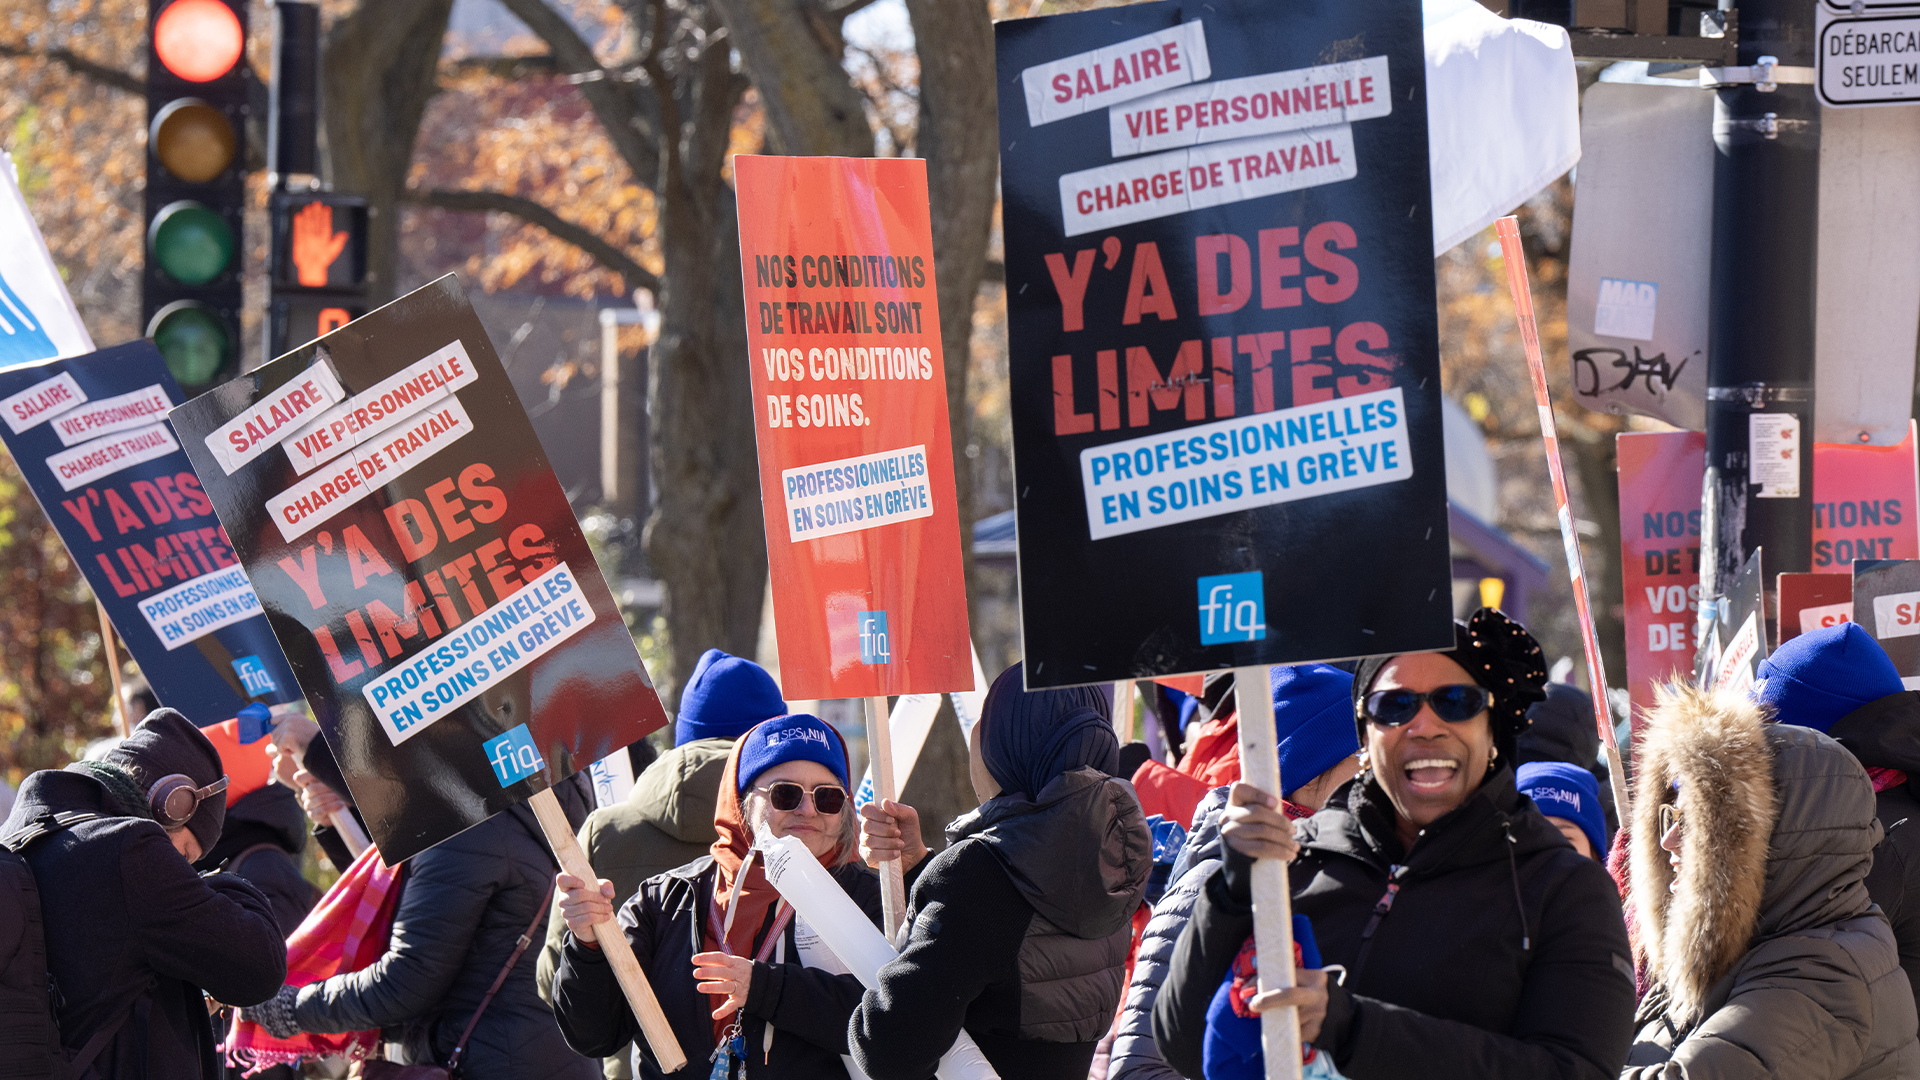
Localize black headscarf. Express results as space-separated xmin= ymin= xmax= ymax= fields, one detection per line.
xmin=1352 ymin=607 xmax=1550 ymax=763
xmin=981 ymin=663 xmax=1118 ymax=799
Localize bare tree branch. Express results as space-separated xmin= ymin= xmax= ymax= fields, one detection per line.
xmin=402 ymin=187 xmax=660 ymax=292
xmin=438 ymin=53 xmax=561 ymax=80
xmin=496 ymin=0 xmax=662 ymax=185
xmin=0 ymin=42 xmax=141 ymax=94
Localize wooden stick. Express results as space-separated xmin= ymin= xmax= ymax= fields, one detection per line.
xmin=96 ymin=600 xmax=130 ymax=738
xmin=330 ymin=811 xmax=371 ymax=859
xmin=1234 ymin=664 xmax=1303 ymax=1080
xmin=866 ymin=694 xmax=907 ymax=943
xmin=528 ymin=786 xmax=687 ymax=1073
xmin=1113 ymin=679 xmax=1136 ymax=743
xmin=1494 ymin=217 xmax=1634 ymax=823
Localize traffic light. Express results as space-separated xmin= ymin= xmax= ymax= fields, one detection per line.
xmin=268 ymin=193 xmax=368 ymax=357
xmin=143 ymin=0 xmax=249 ymax=395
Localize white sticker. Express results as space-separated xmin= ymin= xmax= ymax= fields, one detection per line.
xmin=137 ymin=565 xmax=263 ymax=650
xmin=1059 ymin=124 xmax=1356 ymax=237
xmin=1873 ymin=590 xmax=1920 ymax=640
xmin=782 ymin=444 xmax=933 ymax=543
xmin=203 ymin=362 xmax=346 ymax=475
xmin=48 ymin=384 xmax=171 ymax=447
xmin=1020 ymin=21 xmax=1210 ymax=128
xmin=282 ymin=340 xmax=478 ymax=474
xmin=264 ymin=396 xmax=473 ymax=542
xmin=1594 ymin=278 xmax=1659 ymax=341
xmin=1799 ymin=600 xmax=1854 ymax=636
xmin=45 ymin=423 xmax=178 ymax=491
xmin=1108 ymin=55 xmax=1391 ymax=157
xmin=1 ymin=372 xmax=85 ymax=433
xmin=1749 ymin=413 xmax=1801 ymax=498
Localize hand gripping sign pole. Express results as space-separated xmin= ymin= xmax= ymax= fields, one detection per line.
xmin=1495 ymin=216 xmax=1634 ymax=822
xmin=866 ymin=695 xmax=908 ymax=942
xmin=1233 ymin=664 xmax=1303 ymax=1080
xmin=528 ymin=786 xmax=688 ymax=1073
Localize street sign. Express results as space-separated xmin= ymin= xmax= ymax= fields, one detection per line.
xmin=1816 ymin=10 xmax=1920 ymax=108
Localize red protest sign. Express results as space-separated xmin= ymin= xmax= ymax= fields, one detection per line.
xmin=1811 ymin=421 xmax=1920 ymax=572
xmin=734 ymin=156 xmax=970 ymax=699
xmin=1617 ymin=430 xmax=1704 ymax=730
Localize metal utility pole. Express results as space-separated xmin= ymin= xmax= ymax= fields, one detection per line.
xmin=1699 ymin=0 xmax=1819 ymax=619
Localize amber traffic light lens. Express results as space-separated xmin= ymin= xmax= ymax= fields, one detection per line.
xmin=153 ymin=0 xmax=244 ymax=83
xmin=147 ymin=300 xmax=233 ymax=389
xmin=150 ymin=99 xmax=235 ymax=183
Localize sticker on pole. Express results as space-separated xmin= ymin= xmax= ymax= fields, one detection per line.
xmin=167 ymin=276 xmax=667 ymax=864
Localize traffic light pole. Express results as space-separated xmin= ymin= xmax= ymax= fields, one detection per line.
xmin=1699 ymin=0 xmax=1819 ymax=629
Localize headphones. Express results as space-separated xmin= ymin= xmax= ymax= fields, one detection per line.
xmin=148 ymin=773 xmax=228 ymax=830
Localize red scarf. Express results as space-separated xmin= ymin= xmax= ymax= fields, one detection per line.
xmin=226 ymin=845 xmax=403 ymax=1074
xmin=1870 ymin=767 xmax=1909 ymax=793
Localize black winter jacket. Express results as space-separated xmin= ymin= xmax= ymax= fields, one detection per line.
xmin=196 ymin=782 xmax=317 ymax=936
xmin=1155 ymin=765 xmax=1636 ymax=1080
xmin=4 ymin=768 xmax=287 ymax=1080
xmin=552 ymin=854 xmax=883 ymax=1079
xmin=850 ymin=767 xmax=1152 ymax=1080
xmin=1830 ymin=689 xmax=1920 ymax=1022
xmin=291 ymin=779 xmax=598 ymax=1080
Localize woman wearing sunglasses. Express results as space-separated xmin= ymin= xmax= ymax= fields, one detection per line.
xmin=1154 ymin=607 xmax=1638 ymax=1080
xmin=552 ymin=713 xmax=881 ymax=1079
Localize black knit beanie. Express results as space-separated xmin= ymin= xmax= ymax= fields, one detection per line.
xmin=1351 ymin=607 xmax=1550 ymax=764
xmin=102 ymin=707 xmax=227 ymax=854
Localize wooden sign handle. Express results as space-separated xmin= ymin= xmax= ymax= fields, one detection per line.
xmin=1113 ymin=679 xmax=1136 ymax=744
xmin=529 ymin=786 xmax=687 ymax=1074
xmin=96 ymin=600 xmax=130 ymax=738
xmin=1233 ymin=665 xmax=1303 ymax=1080
xmin=865 ymin=695 xmax=908 ymax=943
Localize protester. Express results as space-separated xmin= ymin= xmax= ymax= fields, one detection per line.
xmin=1624 ymin=682 xmax=1920 ymax=1076
xmin=1111 ymin=664 xmax=1358 ymax=1080
xmin=1154 ymin=608 xmax=1636 ymax=1079
xmin=197 ymin=715 xmax=316 ymax=934
xmin=1516 ymin=761 xmax=1607 ymax=861
xmin=849 ymin=663 xmax=1152 ymax=1080
xmin=3 ymin=708 xmax=287 ymax=1078
xmin=537 ymin=649 xmax=788 ymax=1078
xmin=551 ymin=713 xmax=878 ymax=1078
xmin=1518 ymin=681 xmax=1618 ymax=831
xmin=243 ymin=773 xmax=598 ymax=1080
xmin=266 ymin=711 xmax=367 ymax=871
xmin=1132 ymin=672 xmax=1241 ymax=835
xmin=1754 ymin=622 xmax=1920 ymax=1014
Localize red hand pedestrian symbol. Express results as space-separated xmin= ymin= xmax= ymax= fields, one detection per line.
xmin=290 ymin=202 xmax=348 ymax=287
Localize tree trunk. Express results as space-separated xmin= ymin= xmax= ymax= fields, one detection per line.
xmin=710 ymin=0 xmax=873 ymax=158
xmin=321 ymin=0 xmax=456 ymax=305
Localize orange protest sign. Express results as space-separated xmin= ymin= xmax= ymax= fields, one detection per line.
xmin=734 ymin=156 xmax=971 ymax=699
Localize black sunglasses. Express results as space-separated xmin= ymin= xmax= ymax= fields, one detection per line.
xmin=758 ymin=781 xmax=848 ymax=815
xmin=1362 ymin=685 xmax=1490 ymax=726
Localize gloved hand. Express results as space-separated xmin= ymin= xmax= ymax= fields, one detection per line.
xmin=241 ymin=984 xmax=302 ymax=1040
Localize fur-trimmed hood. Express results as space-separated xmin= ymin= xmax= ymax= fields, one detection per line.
xmin=1632 ymin=684 xmax=1881 ymax=1029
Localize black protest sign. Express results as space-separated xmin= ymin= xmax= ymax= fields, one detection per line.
xmin=0 ymin=342 xmax=301 ymax=722
xmin=1854 ymin=559 xmax=1920 ymax=685
xmin=996 ymin=0 xmax=1453 ymax=686
xmin=168 ymin=276 xmax=665 ymax=863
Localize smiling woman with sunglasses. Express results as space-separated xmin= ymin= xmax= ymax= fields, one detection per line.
xmin=552 ymin=714 xmax=880 ymax=1079
xmin=1154 ymin=607 xmax=1638 ymax=1080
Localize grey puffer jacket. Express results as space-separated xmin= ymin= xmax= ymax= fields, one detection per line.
xmin=1624 ymin=687 xmax=1920 ymax=1078
xmin=1110 ymin=785 xmax=1227 ymax=1080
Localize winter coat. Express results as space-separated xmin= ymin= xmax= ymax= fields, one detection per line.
xmin=550 ymin=854 xmax=883 ymax=1079
xmin=1829 ymin=688 xmax=1920 ymax=1022
xmin=850 ymin=766 xmax=1153 ymax=1080
xmin=536 ymin=738 xmax=730 ymax=1078
xmin=1624 ymin=687 xmax=1920 ymax=1078
xmin=290 ymin=777 xmax=598 ymax=1080
xmin=1111 ymin=785 xmax=1227 ymax=1080
xmin=4 ymin=767 xmax=288 ymax=1079
xmin=1154 ymin=764 xmax=1637 ymax=1080
xmin=196 ymin=782 xmax=318 ymax=936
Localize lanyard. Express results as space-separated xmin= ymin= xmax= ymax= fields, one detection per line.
xmin=707 ymin=849 xmax=795 ymax=962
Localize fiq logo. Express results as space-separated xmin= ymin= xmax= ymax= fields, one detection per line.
xmin=1197 ymin=571 xmax=1266 ymax=644
xmin=858 ymin=610 xmax=891 ymax=665
xmin=483 ymin=723 xmax=545 ymax=787
xmin=231 ymin=655 xmax=278 ymax=697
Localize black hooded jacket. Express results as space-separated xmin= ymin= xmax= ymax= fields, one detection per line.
xmin=196 ymin=782 xmax=317 ymax=935
xmin=1828 ymin=689 xmax=1920 ymax=1019
xmin=5 ymin=768 xmax=287 ymax=1079
xmin=850 ymin=767 xmax=1153 ymax=1080
xmin=1154 ymin=765 xmax=1636 ymax=1080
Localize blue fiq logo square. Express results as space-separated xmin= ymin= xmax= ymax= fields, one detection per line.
xmin=858 ymin=610 xmax=891 ymax=665
xmin=231 ymin=655 xmax=278 ymax=697
xmin=1197 ymin=572 xmax=1267 ymax=644
xmin=484 ymin=724 xmax=546 ymax=788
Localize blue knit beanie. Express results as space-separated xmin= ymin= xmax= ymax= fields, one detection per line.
xmin=1517 ymin=761 xmax=1607 ymax=859
xmin=674 ymin=649 xmax=787 ymax=746
xmin=1754 ymin=622 xmax=1905 ymax=734
xmin=734 ymin=714 xmax=850 ymax=794
xmin=1270 ymin=664 xmax=1358 ymax=799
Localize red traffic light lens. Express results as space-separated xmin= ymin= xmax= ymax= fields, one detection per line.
xmin=150 ymin=99 xmax=235 ymax=183
xmin=154 ymin=0 xmax=244 ymax=83
xmin=147 ymin=300 xmax=234 ymax=390
xmin=148 ymin=201 xmax=236 ymax=285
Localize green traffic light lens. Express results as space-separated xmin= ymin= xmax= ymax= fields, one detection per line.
xmin=148 ymin=201 xmax=235 ymax=285
xmin=147 ymin=300 xmax=233 ymax=389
